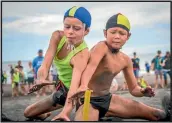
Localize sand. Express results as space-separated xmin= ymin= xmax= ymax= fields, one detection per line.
xmin=1 ymin=74 xmax=171 ymax=122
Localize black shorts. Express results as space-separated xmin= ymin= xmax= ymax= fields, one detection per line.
xmin=77 ymin=93 xmax=112 ymax=119
xmin=14 ymin=82 xmax=19 ymax=87
xmin=52 ymin=81 xmax=68 ymax=107
xmin=28 ymin=77 xmax=34 ymax=84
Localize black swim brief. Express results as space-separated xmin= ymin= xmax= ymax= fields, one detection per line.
xmin=52 ymin=80 xmax=69 ymax=107
xmin=77 ymin=93 xmax=112 ymax=119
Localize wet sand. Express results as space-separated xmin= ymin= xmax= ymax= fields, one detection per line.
xmin=1 ymin=74 xmax=171 ymax=122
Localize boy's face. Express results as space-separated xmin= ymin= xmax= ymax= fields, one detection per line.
xmin=104 ymin=27 xmax=130 ymax=49
xmin=63 ymin=17 xmax=89 ymax=45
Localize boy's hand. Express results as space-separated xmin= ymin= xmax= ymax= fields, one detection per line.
xmin=68 ymin=86 xmax=90 ymax=101
xmin=28 ymin=80 xmax=54 ymax=94
xmin=51 ymin=112 xmax=70 ymax=121
xmin=140 ymin=86 xmax=155 ymax=97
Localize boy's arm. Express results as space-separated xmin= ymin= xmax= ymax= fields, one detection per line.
xmin=59 ymin=49 xmax=90 ymax=116
xmin=39 ymin=31 xmax=62 ymax=73
xmin=35 ymin=31 xmax=62 ymax=82
xmin=160 ymin=57 xmax=165 ymax=67
xmin=123 ymin=57 xmax=144 ymax=97
xmin=80 ymin=42 xmax=108 ymax=87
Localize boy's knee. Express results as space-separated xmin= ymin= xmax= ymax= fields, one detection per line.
xmin=24 ymin=106 xmax=33 ymax=118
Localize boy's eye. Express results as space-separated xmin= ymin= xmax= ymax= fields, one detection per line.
xmin=110 ymin=31 xmax=116 ymax=34
xmin=119 ymin=32 xmax=126 ymax=35
xmin=74 ymin=27 xmax=81 ymax=31
xmin=64 ymin=26 xmax=70 ymax=28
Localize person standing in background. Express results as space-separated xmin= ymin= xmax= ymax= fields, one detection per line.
xmin=3 ymin=71 xmax=8 ymax=84
xmin=11 ymin=68 xmax=20 ymax=97
xmin=18 ymin=66 xmax=27 ymax=95
xmin=145 ymin=62 xmax=150 ymax=75
xmin=161 ymin=51 xmax=171 ymax=87
xmin=51 ymin=64 xmax=58 ymax=83
xmin=151 ymin=50 xmax=164 ymax=89
xmin=131 ymin=52 xmax=140 ymax=81
xmin=27 ymin=61 xmax=35 ymax=91
xmin=9 ymin=65 xmax=14 ymax=85
xmin=32 ymin=49 xmax=46 ymax=97
xmin=1 ymin=71 xmax=5 ymax=96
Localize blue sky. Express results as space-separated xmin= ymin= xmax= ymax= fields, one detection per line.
xmin=2 ymin=2 xmax=170 ymax=66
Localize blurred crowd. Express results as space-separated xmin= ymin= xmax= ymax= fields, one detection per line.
xmin=1 ymin=49 xmax=58 ymax=97
xmin=110 ymin=50 xmax=171 ymax=93
xmin=1 ymin=50 xmax=171 ymax=96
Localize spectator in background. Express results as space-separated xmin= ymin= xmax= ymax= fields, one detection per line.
xmin=131 ymin=52 xmax=140 ymax=81
xmin=138 ymin=75 xmax=150 ymax=88
xmin=1 ymin=71 xmax=5 ymax=96
xmin=145 ymin=62 xmax=150 ymax=75
xmin=51 ymin=64 xmax=58 ymax=83
xmin=151 ymin=50 xmax=164 ymax=89
xmin=9 ymin=64 xmax=14 ymax=82
xmin=18 ymin=66 xmax=27 ymax=95
xmin=11 ymin=68 xmax=20 ymax=97
xmin=161 ymin=51 xmax=171 ymax=87
xmin=27 ymin=61 xmax=35 ymax=91
xmin=16 ymin=60 xmax=23 ymax=69
xmin=32 ymin=49 xmax=46 ymax=97
xmin=3 ymin=71 xmax=8 ymax=84
xmin=15 ymin=60 xmax=26 ymax=95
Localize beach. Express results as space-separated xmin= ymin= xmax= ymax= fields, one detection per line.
xmin=1 ymin=73 xmax=171 ymax=121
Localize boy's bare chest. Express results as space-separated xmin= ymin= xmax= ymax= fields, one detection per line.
xmin=101 ymin=53 xmax=126 ymax=75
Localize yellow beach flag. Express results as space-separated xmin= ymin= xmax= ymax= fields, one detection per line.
xmin=83 ymin=90 xmax=92 ymax=121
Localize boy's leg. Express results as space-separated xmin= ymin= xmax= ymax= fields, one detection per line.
xmin=24 ymin=93 xmax=63 ymax=119
xmin=75 ymin=104 xmax=99 ymax=121
xmin=105 ymin=94 xmax=166 ymax=120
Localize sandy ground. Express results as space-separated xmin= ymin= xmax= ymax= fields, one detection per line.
xmin=1 ymin=74 xmax=171 ymax=122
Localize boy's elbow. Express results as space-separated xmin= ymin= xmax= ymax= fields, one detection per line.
xmin=129 ymin=85 xmax=137 ymax=96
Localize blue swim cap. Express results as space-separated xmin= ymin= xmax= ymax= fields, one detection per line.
xmin=64 ymin=6 xmax=91 ymax=28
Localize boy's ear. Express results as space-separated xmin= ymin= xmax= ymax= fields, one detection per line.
xmin=127 ymin=32 xmax=131 ymax=40
xmin=103 ymin=29 xmax=107 ymax=38
xmin=84 ymin=28 xmax=90 ymax=36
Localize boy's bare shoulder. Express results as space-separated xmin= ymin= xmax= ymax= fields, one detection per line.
xmin=91 ymin=41 xmax=108 ymax=51
xmin=77 ymin=48 xmax=89 ymax=59
xmin=119 ymin=51 xmax=132 ymax=62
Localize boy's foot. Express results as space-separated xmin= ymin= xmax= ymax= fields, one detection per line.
xmin=161 ymin=93 xmax=171 ymax=121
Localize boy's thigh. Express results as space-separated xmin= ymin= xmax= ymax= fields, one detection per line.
xmin=75 ymin=104 xmax=99 ymax=121
xmin=25 ymin=93 xmax=63 ymax=116
xmin=107 ymin=94 xmax=146 ymax=117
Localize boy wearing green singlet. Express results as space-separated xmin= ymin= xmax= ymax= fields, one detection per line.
xmin=24 ymin=6 xmax=91 ymax=121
